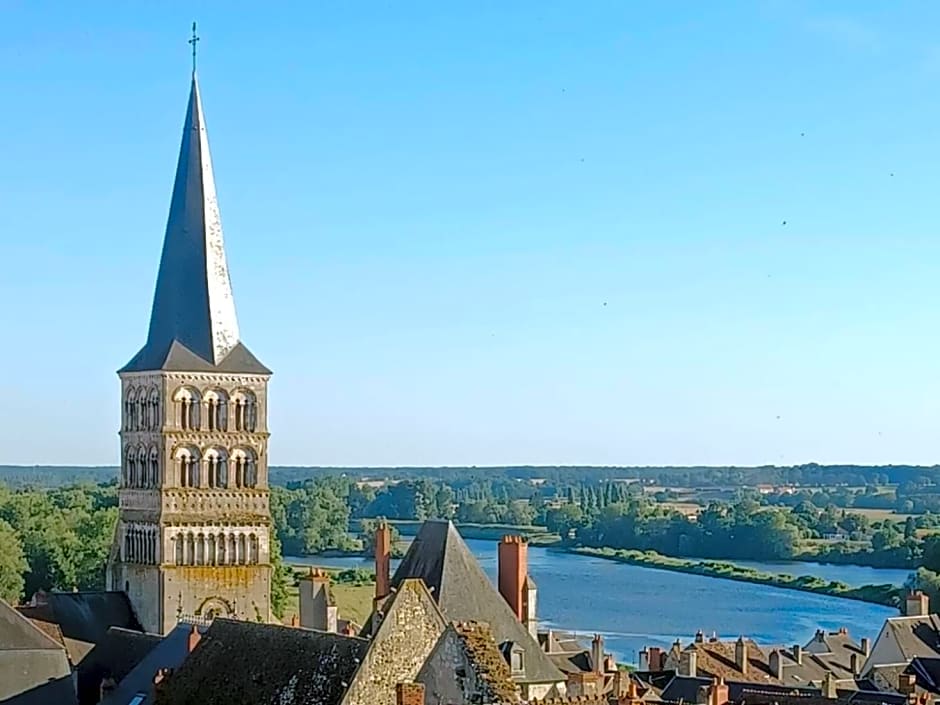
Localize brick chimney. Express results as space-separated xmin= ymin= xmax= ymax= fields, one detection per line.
xmin=187 ymin=624 xmax=201 ymax=653
xmin=375 ymin=521 xmax=391 ymax=601
xmin=709 ymin=677 xmax=729 ymax=705
xmin=498 ymin=535 xmax=528 ymax=621
xmin=735 ymin=637 xmax=748 ymax=675
xmin=647 ymin=646 xmax=663 ymax=672
xmin=906 ymin=591 xmax=930 ymax=617
xmin=592 ymin=634 xmax=605 ymax=674
xmin=793 ymin=644 xmax=803 ymax=665
xmin=395 ymin=682 xmax=425 ymax=705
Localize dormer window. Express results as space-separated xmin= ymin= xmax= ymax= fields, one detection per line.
xmin=510 ymin=646 xmax=524 ymax=674
xmin=501 ymin=641 xmax=525 ymax=675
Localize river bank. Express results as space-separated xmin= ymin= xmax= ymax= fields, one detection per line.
xmin=566 ymin=546 xmax=904 ymax=608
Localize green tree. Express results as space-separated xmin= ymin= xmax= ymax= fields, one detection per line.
xmin=0 ymin=519 xmax=27 ymax=603
xmin=269 ymin=529 xmax=290 ymax=620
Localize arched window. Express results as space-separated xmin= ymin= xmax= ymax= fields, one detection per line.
xmin=136 ymin=389 xmax=148 ymax=432
xmin=136 ymin=446 xmax=148 ymax=488
xmin=173 ymin=387 xmax=201 ymax=431
xmin=230 ymin=449 xmax=257 ymax=489
xmin=207 ymin=534 xmax=216 ymax=566
xmin=218 ymin=534 xmax=227 ymax=565
xmin=231 ymin=391 xmax=257 ymax=432
xmin=124 ymin=387 xmax=136 ymax=431
xmin=249 ymin=534 xmax=259 ymax=564
xmin=186 ymin=532 xmax=195 ymax=566
xmin=175 ymin=534 xmax=184 ymax=565
xmin=205 ymin=448 xmax=228 ymax=489
xmin=203 ymin=390 xmax=228 ymax=432
xmin=238 ymin=534 xmax=247 ymax=565
xmin=175 ymin=447 xmax=200 ymax=488
xmin=123 ymin=446 xmax=134 ymax=487
xmin=228 ymin=534 xmax=237 ymax=565
xmin=148 ymin=446 xmax=160 ymax=487
xmin=148 ymin=388 xmax=160 ymax=430
xmin=196 ymin=534 xmax=206 ymax=566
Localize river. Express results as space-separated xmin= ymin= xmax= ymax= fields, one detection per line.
xmin=286 ymin=539 xmax=905 ymax=663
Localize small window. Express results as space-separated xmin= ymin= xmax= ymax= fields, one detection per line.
xmin=128 ymin=695 xmax=146 ymax=705
xmin=510 ymin=648 xmax=524 ymax=674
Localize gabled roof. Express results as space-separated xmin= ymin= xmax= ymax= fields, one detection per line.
xmin=17 ymin=591 xmax=143 ymax=666
xmin=0 ymin=598 xmax=64 ymax=652
xmin=76 ymin=627 xmax=162 ymax=705
xmin=101 ymin=622 xmax=207 ymax=705
xmin=0 ymin=599 xmax=74 ymax=704
xmin=365 ymin=519 xmax=563 ymax=686
xmin=154 ymin=619 xmax=369 ymax=705
xmin=120 ymin=73 xmax=268 ymax=376
xmin=885 ymin=615 xmax=940 ymax=661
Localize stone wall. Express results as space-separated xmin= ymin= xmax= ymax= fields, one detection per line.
xmin=342 ymin=580 xmax=446 ymax=705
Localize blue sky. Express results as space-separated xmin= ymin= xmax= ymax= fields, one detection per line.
xmin=2 ymin=1 xmax=940 ymax=467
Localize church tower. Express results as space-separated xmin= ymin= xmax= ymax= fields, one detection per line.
xmin=108 ymin=70 xmax=273 ymax=634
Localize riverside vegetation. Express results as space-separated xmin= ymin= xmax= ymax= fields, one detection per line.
xmin=7 ymin=464 xmax=940 ymax=613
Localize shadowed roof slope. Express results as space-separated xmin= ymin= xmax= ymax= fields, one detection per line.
xmin=76 ymin=627 xmax=161 ymax=705
xmin=154 ymin=619 xmax=369 ymax=705
xmin=121 ymin=73 xmax=268 ymax=375
xmin=372 ymin=519 xmax=563 ymax=685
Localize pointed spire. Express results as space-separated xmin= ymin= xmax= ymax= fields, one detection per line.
xmin=121 ymin=74 xmax=269 ymax=375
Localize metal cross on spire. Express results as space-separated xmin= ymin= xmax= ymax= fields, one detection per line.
xmin=188 ymin=22 xmax=200 ymax=73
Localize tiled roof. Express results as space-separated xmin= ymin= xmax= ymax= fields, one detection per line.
xmin=154 ymin=619 xmax=369 ymax=705
xmin=364 ymin=520 xmax=564 ymax=686
xmin=0 ymin=598 xmax=75 ymax=704
xmin=885 ymin=615 xmax=940 ymax=661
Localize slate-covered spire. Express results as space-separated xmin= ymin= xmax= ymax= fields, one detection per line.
xmin=121 ymin=73 xmax=268 ymax=374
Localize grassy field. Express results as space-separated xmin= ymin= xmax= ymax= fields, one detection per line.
xmin=280 ymin=581 xmax=375 ymax=628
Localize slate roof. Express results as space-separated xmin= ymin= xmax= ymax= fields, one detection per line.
xmin=101 ymin=622 xmax=207 ymax=705
xmin=364 ymin=520 xmax=564 ymax=686
xmin=120 ymin=73 xmax=268 ymax=375
xmin=0 ymin=598 xmax=75 ymax=705
xmin=17 ymin=591 xmax=143 ymax=666
xmin=76 ymin=627 xmax=162 ymax=705
xmin=153 ymin=619 xmax=369 ymax=705
xmin=884 ymin=615 xmax=940 ymax=661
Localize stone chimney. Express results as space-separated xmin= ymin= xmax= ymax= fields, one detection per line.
xmin=498 ymin=535 xmax=528 ymax=621
xmin=679 ymin=648 xmax=698 ymax=678
xmin=769 ymin=650 xmax=783 ymax=679
xmin=523 ymin=575 xmax=538 ymax=638
xmin=735 ymin=637 xmax=748 ymax=675
xmin=639 ymin=649 xmax=650 ymax=671
xmin=906 ymin=591 xmax=930 ymax=617
xmin=695 ymin=630 xmax=705 ymax=644
xmin=709 ymin=677 xmax=729 ymax=705
xmin=861 ymin=637 xmax=870 ymax=656
xmin=395 ymin=682 xmax=425 ymax=705
xmin=187 ymin=625 xmax=201 ymax=653
xmin=592 ymin=634 xmax=604 ymax=674
xmin=851 ymin=653 xmax=860 ymax=675
xmin=299 ymin=568 xmax=336 ymax=632
xmin=375 ymin=521 xmax=392 ymax=601
xmin=823 ymin=672 xmax=838 ymax=699
xmin=793 ymin=644 xmax=803 ymax=665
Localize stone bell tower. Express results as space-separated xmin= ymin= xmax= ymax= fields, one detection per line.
xmin=107 ymin=69 xmax=273 ymax=634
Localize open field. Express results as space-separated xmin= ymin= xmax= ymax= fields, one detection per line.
xmin=280 ymin=581 xmax=374 ymax=628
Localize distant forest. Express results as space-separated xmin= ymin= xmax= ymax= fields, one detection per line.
xmin=4 ymin=463 xmax=940 ymax=489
